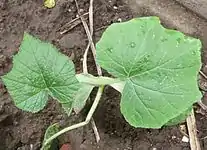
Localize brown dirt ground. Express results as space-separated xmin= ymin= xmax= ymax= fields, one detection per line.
xmin=1 ymin=0 xmax=207 ymax=150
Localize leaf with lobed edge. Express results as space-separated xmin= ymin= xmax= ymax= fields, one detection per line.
xmin=96 ymin=16 xmax=202 ymax=128
xmin=2 ymin=33 xmax=79 ymax=113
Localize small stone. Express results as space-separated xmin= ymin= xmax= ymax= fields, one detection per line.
xmin=180 ymin=124 xmax=187 ymax=134
xmin=13 ymin=121 xmax=19 ymax=126
xmin=56 ymin=114 xmax=63 ymax=120
xmin=0 ymin=17 xmax=3 ymax=23
xmin=80 ymin=143 xmax=87 ymax=149
xmin=17 ymin=145 xmax=30 ymax=150
xmin=113 ymin=6 xmax=118 ymax=10
xmin=182 ymin=136 xmax=189 ymax=143
xmin=118 ymin=18 xmax=122 ymax=22
xmin=69 ymin=52 xmax=75 ymax=60
xmin=60 ymin=143 xmax=72 ymax=150
xmin=79 ymin=9 xmax=84 ymax=13
xmin=172 ymin=135 xmax=176 ymax=139
xmin=30 ymin=144 xmax=34 ymax=150
xmin=0 ymin=104 xmax=4 ymax=114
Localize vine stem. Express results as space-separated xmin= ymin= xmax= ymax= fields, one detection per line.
xmin=41 ymin=85 xmax=104 ymax=149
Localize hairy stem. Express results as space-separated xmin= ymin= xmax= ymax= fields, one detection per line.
xmin=41 ymin=85 xmax=104 ymax=149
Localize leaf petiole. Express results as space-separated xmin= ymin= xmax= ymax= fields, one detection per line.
xmin=76 ymin=74 xmax=125 ymax=92
xmin=76 ymin=73 xmax=122 ymax=86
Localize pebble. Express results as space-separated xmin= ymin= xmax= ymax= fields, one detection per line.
xmin=113 ymin=6 xmax=118 ymax=10
xmin=172 ymin=135 xmax=176 ymax=139
xmin=182 ymin=136 xmax=189 ymax=143
xmin=118 ymin=18 xmax=122 ymax=22
xmin=79 ymin=9 xmax=84 ymax=13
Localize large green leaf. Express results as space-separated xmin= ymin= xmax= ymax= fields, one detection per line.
xmin=96 ymin=16 xmax=201 ymax=128
xmin=2 ymin=33 xmax=79 ymax=112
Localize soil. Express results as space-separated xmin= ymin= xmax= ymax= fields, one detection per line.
xmin=1 ymin=0 xmax=207 ymax=150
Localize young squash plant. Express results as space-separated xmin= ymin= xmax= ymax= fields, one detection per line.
xmin=2 ymin=16 xmax=201 ymax=149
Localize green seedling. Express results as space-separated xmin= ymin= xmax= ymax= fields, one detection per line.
xmin=1 ymin=16 xmax=201 ymax=149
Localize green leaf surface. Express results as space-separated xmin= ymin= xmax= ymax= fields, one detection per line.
xmin=42 ymin=123 xmax=60 ymax=150
xmin=73 ymin=84 xmax=94 ymax=114
xmin=2 ymin=33 xmax=79 ymax=112
xmin=96 ymin=16 xmax=201 ymax=128
xmin=166 ymin=106 xmax=192 ymax=126
xmin=110 ymin=81 xmax=126 ymax=93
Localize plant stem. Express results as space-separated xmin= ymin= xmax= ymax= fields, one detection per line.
xmin=76 ymin=74 xmax=121 ymax=85
xmin=41 ymin=85 xmax=104 ymax=149
xmin=76 ymin=74 xmax=125 ymax=92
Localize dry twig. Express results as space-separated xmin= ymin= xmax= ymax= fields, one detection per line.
xmin=75 ymin=0 xmax=102 ymax=76
xmin=91 ymin=118 xmax=100 ymax=142
xmin=87 ymin=0 xmax=101 ymax=142
xmin=74 ymin=0 xmax=101 ymax=142
xmin=199 ymin=70 xmax=207 ymax=80
xmin=186 ymin=109 xmax=201 ymax=150
xmin=60 ymin=12 xmax=89 ymax=34
xmin=197 ymin=100 xmax=207 ymax=111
